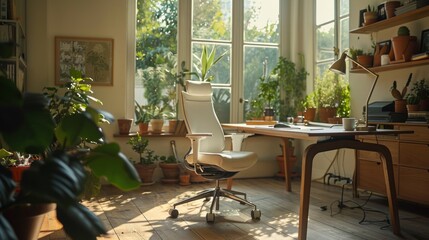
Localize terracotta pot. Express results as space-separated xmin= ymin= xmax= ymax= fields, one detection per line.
xmin=168 ymin=119 xmax=177 ymax=133
xmin=134 ymin=163 xmax=156 ymax=184
xmin=187 ymin=169 xmax=209 ymax=183
xmin=391 ymin=36 xmax=418 ymax=61
xmin=179 ymin=173 xmax=191 ymax=186
xmin=264 ymin=107 xmax=274 ymax=121
xmin=394 ymin=99 xmax=407 ymax=113
xmin=117 ymin=118 xmax=133 ymax=135
xmin=9 ymin=166 xmax=30 ymax=192
xmin=357 ymin=55 xmax=373 ymax=68
xmin=303 ymin=108 xmax=316 ymax=122
xmin=363 ymin=12 xmax=378 ymax=25
xmin=276 ymin=155 xmax=297 ymax=178
xmin=318 ymin=107 xmax=337 ymax=123
xmin=385 ymin=1 xmax=401 ymax=19
xmin=150 ymin=119 xmax=164 ymax=133
xmin=138 ymin=122 xmax=149 ymax=134
xmin=159 ymin=163 xmax=180 ymax=184
xmin=4 ymin=203 xmax=56 ymax=240
xmin=328 ymin=117 xmax=342 ymax=124
xmin=407 ymin=104 xmax=419 ymax=112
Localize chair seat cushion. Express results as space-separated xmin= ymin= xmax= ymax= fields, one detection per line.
xmin=186 ymin=151 xmax=257 ymax=172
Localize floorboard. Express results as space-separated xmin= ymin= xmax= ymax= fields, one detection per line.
xmin=38 ymin=178 xmax=429 ymax=240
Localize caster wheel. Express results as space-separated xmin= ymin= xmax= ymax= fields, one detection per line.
xmin=251 ymin=209 xmax=261 ymax=220
xmin=206 ymin=212 xmax=215 ymax=223
xmin=169 ymin=209 xmax=179 ymax=218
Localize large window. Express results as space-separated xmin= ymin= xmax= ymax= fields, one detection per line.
xmin=134 ymin=0 xmax=281 ymax=123
xmin=314 ymin=0 xmax=349 ymax=79
xmin=190 ymin=0 xmax=280 ymax=122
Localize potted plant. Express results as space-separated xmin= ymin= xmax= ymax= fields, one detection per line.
xmin=117 ymin=118 xmax=133 ymax=135
xmin=301 ymin=92 xmax=317 ymax=122
xmin=410 ymin=79 xmax=429 ymax=111
xmin=272 ymin=55 xmax=308 ymax=121
xmin=391 ymin=26 xmax=418 ymax=62
xmin=147 ymin=105 xmax=165 ymax=133
xmin=135 ymin=101 xmax=150 ymax=134
xmin=0 ymin=74 xmax=140 ymax=239
xmin=127 ymin=133 xmax=158 ymax=185
xmin=356 ymin=50 xmax=374 ymax=68
xmin=406 ymin=93 xmax=420 ymax=112
xmin=363 ymin=5 xmax=378 ymax=26
xmin=314 ymin=71 xmax=350 ymax=122
xmin=159 ymin=155 xmax=180 ymax=184
xmin=390 ymin=80 xmax=408 ymax=113
xmin=349 ymin=47 xmax=364 ymax=69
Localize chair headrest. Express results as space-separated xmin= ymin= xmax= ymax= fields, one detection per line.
xmin=186 ymin=80 xmax=212 ymax=96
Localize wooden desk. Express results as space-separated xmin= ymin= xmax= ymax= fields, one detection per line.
xmin=222 ymin=123 xmax=413 ymax=240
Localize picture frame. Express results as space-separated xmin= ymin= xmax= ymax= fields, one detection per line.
xmin=421 ymin=29 xmax=429 ymax=53
xmin=359 ymin=9 xmax=367 ymax=27
xmin=55 ymin=36 xmax=114 ymax=86
xmin=377 ymin=3 xmax=387 ymax=21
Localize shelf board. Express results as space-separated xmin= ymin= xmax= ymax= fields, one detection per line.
xmin=350 ymin=58 xmax=429 ymax=73
xmin=350 ymin=5 xmax=429 ymax=34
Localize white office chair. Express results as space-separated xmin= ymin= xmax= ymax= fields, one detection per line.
xmin=168 ymin=80 xmax=261 ymax=223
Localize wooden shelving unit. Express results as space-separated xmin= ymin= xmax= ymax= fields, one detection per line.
xmin=350 ymin=5 xmax=429 ymax=73
xmin=350 ymin=58 xmax=429 ymax=73
xmin=350 ymin=5 xmax=429 ymax=34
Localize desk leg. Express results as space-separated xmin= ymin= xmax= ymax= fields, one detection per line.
xmin=298 ymin=139 xmax=400 ymax=240
xmin=282 ymin=138 xmax=292 ymax=192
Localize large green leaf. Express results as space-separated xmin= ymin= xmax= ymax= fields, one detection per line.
xmin=87 ymin=143 xmax=140 ymax=190
xmin=55 ymin=113 xmax=104 ymax=147
xmin=57 ymin=203 xmax=106 ymax=240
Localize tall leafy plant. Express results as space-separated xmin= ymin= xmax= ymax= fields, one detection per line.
xmin=272 ymin=55 xmax=308 ymax=120
xmin=0 ymin=75 xmax=140 ymax=239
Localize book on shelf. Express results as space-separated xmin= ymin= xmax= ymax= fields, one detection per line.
xmin=411 ymin=51 xmax=429 ymax=61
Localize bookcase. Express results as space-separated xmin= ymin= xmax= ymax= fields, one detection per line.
xmin=0 ymin=0 xmax=26 ymax=91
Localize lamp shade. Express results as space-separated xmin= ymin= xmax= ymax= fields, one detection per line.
xmin=329 ymin=52 xmax=347 ymax=75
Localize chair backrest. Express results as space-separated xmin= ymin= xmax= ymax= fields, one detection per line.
xmin=181 ymin=80 xmax=225 ymax=153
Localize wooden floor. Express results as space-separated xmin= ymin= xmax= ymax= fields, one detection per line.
xmin=38 ymin=177 xmax=429 ymax=240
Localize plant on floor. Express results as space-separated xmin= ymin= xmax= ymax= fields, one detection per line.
xmin=0 ymin=74 xmax=140 ymax=240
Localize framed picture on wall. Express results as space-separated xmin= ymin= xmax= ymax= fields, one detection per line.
xmin=421 ymin=29 xmax=429 ymax=53
xmin=359 ymin=9 xmax=367 ymax=27
xmin=377 ymin=3 xmax=387 ymax=21
xmin=55 ymin=36 xmax=114 ymax=86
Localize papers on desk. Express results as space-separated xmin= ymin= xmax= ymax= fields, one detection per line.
xmin=257 ymin=125 xmax=325 ymax=131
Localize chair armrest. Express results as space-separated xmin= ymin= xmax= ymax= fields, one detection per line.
xmin=185 ymin=133 xmax=213 ymax=164
xmin=226 ymin=133 xmax=253 ymax=151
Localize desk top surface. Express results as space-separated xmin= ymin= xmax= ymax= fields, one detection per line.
xmin=222 ymin=123 xmax=413 ymax=140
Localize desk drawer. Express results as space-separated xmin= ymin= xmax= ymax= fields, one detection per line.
xmin=399 ymin=166 xmax=429 ymax=205
xmin=357 ymin=159 xmax=398 ymax=195
xmin=357 ymin=140 xmax=399 ymax=164
xmin=399 ymin=125 xmax=429 ymax=143
xmin=400 ymin=142 xmax=429 ymax=169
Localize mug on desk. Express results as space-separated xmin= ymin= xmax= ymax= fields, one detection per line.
xmin=342 ymin=117 xmax=357 ymax=131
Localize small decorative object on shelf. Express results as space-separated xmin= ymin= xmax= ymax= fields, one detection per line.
xmin=364 ymin=5 xmax=378 ymax=25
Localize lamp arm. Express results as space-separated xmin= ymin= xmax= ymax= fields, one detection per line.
xmin=346 ymin=55 xmax=379 ymax=127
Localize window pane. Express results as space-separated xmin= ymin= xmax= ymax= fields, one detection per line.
xmin=213 ymin=88 xmax=231 ymax=123
xmin=244 ymin=0 xmax=279 ymax=43
xmin=316 ymin=0 xmax=334 ymax=25
xmin=340 ymin=0 xmax=349 ymax=17
xmin=340 ymin=17 xmax=349 ymax=54
xmin=192 ymin=0 xmax=232 ymax=41
xmin=243 ymin=46 xmax=279 ymax=102
xmin=315 ymin=62 xmax=332 ymax=80
xmin=191 ymin=43 xmax=231 ymax=84
xmin=316 ymin=23 xmax=335 ymax=61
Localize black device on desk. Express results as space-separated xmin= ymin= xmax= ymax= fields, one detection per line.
xmin=274 ymin=123 xmax=292 ymax=128
xmin=368 ymin=101 xmax=408 ymax=122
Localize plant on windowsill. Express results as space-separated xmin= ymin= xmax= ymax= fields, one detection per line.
xmin=127 ymin=133 xmax=159 ymax=185
xmin=147 ymin=105 xmax=166 ymax=133
xmin=135 ymin=101 xmax=150 ymax=134
xmin=314 ymin=71 xmax=350 ymax=123
xmin=301 ymin=92 xmax=317 ymax=122
xmin=0 ymin=75 xmax=140 ymax=240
